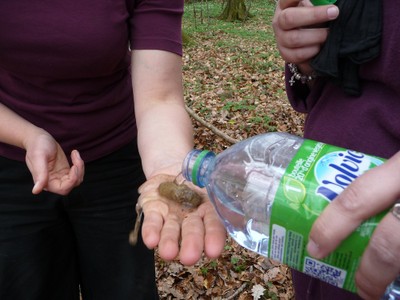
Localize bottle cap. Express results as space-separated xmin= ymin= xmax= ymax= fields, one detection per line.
xmin=182 ymin=149 xmax=215 ymax=188
xmin=191 ymin=150 xmax=213 ymax=187
xmin=311 ymin=0 xmax=337 ymax=5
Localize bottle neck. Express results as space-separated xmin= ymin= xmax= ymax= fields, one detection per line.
xmin=182 ymin=149 xmax=216 ymax=188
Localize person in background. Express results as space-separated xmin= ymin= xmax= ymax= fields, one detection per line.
xmin=273 ymin=0 xmax=400 ymax=299
xmin=0 ymin=1 xmax=226 ymax=299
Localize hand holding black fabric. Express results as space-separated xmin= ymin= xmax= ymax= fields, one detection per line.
xmin=311 ymin=0 xmax=382 ymax=96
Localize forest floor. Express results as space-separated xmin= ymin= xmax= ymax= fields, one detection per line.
xmin=155 ymin=2 xmax=306 ymax=299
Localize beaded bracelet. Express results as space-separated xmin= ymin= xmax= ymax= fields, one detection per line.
xmin=288 ymin=63 xmax=317 ymax=86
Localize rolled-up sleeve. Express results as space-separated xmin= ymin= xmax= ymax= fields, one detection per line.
xmin=130 ymin=0 xmax=184 ymax=56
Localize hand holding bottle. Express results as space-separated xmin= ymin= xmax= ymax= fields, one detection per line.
xmin=183 ymin=132 xmax=397 ymax=295
xmin=272 ymin=0 xmax=339 ymax=74
xmin=307 ymin=151 xmax=400 ymax=299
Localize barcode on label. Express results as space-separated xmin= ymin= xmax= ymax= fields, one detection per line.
xmin=303 ymin=257 xmax=347 ymax=288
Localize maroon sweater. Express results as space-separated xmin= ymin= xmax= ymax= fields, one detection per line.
xmin=287 ymin=2 xmax=400 ymax=160
xmin=0 ymin=0 xmax=183 ymax=162
xmin=286 ymin=2 xmax=400 ymax=299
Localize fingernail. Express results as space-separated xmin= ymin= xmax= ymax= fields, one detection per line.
xmin=307 ymin=239 xmax=321 ymax=257
xmin=327 ymin=6 xmax=339 ymax=20
xmin=32 ymin=182 xmax=39 ymax=194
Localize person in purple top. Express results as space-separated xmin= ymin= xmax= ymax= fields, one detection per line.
xmin=273 ymin=0 xmax=400 ymax=299
xmin=0 ymin=0 xmax=226 ymax=299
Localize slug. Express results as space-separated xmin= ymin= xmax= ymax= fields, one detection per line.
xmin=158 ymin=181 xmax=203 ymax=208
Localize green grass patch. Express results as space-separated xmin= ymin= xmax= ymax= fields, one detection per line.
xmin=183 ymin=0 xmax=277 ymax=45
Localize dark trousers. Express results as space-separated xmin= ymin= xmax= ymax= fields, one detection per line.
xmin=0 ymin=141 xmax=159 ymax=300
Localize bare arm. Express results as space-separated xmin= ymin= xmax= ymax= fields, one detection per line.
xmin=0 ymin=102 xmax=43 ymax=148
xmin=132 ymin=49 xmax=193 ymax=178
xmin=131 ymin=50 xmax=226 ymax=265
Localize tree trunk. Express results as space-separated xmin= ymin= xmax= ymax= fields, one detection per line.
xmin=219 ymin=0 xmax=249 ymax=22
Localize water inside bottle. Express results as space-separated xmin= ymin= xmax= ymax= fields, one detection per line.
xmin=207 ymin=133 xmax=303 ymax=257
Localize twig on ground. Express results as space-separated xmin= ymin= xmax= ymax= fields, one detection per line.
xmin=224 ymin=282 xmax=248 ymax=300
xmin=185 ymin=105 xmax=239 ymax=145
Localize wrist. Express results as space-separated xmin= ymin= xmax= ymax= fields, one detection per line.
xmin=21 ymin=127 xmax=51 ymax=150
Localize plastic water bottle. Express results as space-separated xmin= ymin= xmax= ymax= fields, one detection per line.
xmin=183 ymin=132 xmax=304 ymax=255
xmin=182 ymin=132 xmax=388 ymax=293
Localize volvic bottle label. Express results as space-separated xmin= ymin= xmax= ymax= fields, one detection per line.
xmin=269 ymin=139 xmax=386 ymax=293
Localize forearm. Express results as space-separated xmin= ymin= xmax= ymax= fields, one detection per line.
xmin=132 ymin=50 xmax=194 ymax=178
xmin=0 ymin=102 xmax=44 ymax=150
xmin=136 ymin=102 xmax=193 ymax=178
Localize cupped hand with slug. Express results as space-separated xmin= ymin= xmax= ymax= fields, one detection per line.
xmin=23 ymin=128 xmax=85 ymax=195
xmin=134 ymin=169 xmax=227 ymax=266
xmin=272 ymin=0 xmax=339 ymax=74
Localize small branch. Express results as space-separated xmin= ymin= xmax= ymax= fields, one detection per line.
xmin=224 ymin=282 xmax=248 ymax=300
xmin=185 ymin=105 xmax=239 ymax=145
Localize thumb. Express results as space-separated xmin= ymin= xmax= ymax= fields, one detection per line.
xmin=27 ymin=157 xmax=49 ymax=194
xmin=32 ymin=179 xmax=47 ymax=194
